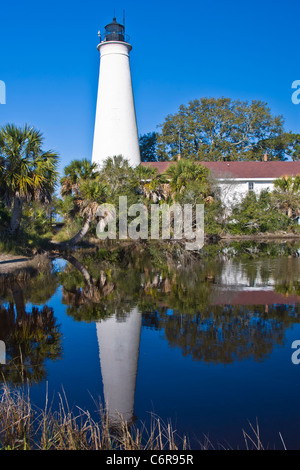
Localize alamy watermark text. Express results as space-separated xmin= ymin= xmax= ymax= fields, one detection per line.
xmin=292 ymin=80 xmax=300 ymax=104
xmin=95 ymin=197 xmax=205 ymax=251
xmin=0 ymin=80 xmax=6 ymax=104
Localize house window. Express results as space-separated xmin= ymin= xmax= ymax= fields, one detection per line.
xmin=248 ymin=182 xmax=254 ymax=191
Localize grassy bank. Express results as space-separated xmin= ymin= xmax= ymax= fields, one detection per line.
xmin=0 ymin=230 xmax=53 ymax=257
xmin=0 ymin=385 xmax=188 ymax=451
xmin=0 ymin=385 xmax=287 ymax=450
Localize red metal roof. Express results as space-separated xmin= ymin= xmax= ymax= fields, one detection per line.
xmin=142 ymin=161 xmax=300 ymax=179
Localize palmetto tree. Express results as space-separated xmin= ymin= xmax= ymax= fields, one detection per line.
xmin=100 ymin=155 xmax=137 ymax=201
xmin=164 ymin=159 xmax=213 ymax=201
xmin=59 ymin=178 xmax=108 ymax=247
xmin=273 ymin=174 xmax=300 ymax=221
xmin=274 ymin=174 xmax=300 ymax=193
xmin=60 ymin=158 xmax=99 ymax=197
xmin=134 ymin=164 xmax=170 ymax=203
xmin=0 ymin=124 xmax=59 ymax=235
xmin=58 ymin=158 xmax=106 ymax=247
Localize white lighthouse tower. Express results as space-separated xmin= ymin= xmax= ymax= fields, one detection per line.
xmin=92 ymin=17 xmax=141 ymax=168
xmin=96 ymin=307 xmax=142 ymax=426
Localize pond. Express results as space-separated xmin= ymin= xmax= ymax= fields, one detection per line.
xmin=0 ymin=241 xmax=299 ymax=449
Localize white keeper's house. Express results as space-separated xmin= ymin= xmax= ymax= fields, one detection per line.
xmin=142 ymin=160 xmax=300 ymax=207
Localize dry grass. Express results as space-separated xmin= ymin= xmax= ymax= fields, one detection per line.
xmin=0 ymin=384 xmax=287 ymax=450
xmin=0 ymin=384 xmax=189 ymax=450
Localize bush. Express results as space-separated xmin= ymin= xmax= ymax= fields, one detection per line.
xmin=227 ymin=190 xmax=291 ymax=234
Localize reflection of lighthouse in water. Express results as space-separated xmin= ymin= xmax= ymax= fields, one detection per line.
xmin=96 ymin=307 xmax=142 ymax=426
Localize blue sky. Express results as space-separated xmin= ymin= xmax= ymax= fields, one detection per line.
xmin=0 ymin=0 xmax=299 ymax=174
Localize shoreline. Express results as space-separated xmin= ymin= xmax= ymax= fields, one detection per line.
xmin=0 ymin=233 xmax=299 ymax=274
xmin=0 ymin=253 xmax=51 ymax=276
xmin=0 ymin=253 xmax=32 ymax=272
xmin=218 ymin=233 xmax=300 ymax=241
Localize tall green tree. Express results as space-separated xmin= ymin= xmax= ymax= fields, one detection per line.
xmin=139 ymin=132 xmax=158 ymax=162
xmin=156 ymin=97 xmax=299 ymax=162
xmin=0 ymin=124 xmax=59 ymax=235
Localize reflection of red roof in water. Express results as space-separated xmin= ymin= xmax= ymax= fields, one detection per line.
xmin=142 ymin=161 xmax=300 ymax=179
xmin=211 ymin=290 xmax=300 ymax=306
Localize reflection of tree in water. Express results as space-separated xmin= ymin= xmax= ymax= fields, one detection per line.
xmin=0 ymin=256 xmax=59 ymax=306
xmin=208 ymin=240 xmax=300 ymax=260
xmin=273 ymin=257 xmax=300 ymax=297
xmin=59 ymin=252 xmax=216 ymax=322
xmin=59 ymin=254 xmax=139 ymax=321
xmin=0 ymin=302 xmax=62 ymax=385
xmin=275 ymin=281 xmax=300 ymax=297
xmin=58 ymin=247 xmax=300 ymax=364
xmin=0 ymin=262 xmax=62 ymax=385
xmin=144 ymin=304 xmax=300 ymax=364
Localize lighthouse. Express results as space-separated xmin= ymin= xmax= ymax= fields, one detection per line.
xmin=96 ymin=307 xmax=142 ymax=426
xmin=92 ymin=17 xmax=141 ymax=168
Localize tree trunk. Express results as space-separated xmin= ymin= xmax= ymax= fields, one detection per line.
xmin=61 ymin=210 xmax=93 ymax=248
xmin=63 ymin=254 xmax=92 ymax=286
xmin=10 ymin=194 xmax=23 ymax=236
xmin=10 ymin=282 xmax=26 ymax=320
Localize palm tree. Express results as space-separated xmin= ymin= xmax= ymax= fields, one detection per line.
xmin=100 ymin=156 xmax=137 ymax=201
xmin=54 ymin=158 xmax=103 ymax=248
xmin=134 ymin=164 xmax=158 ymax=181
xmin=274 ymin=174 xmax=300 ymax=193
xmin=273 ymin=174 xmax=300 ymax=221
xmin=0 ymin=124 xmax=59 ymax=236
xmin=134 ymin=164 xmax=169 ymax=203
xmin=58 ymin=156 xmax=142 ymax=248
xmin=164 ymin=159 xmax=212 ymax=201
xmin=59 ymin=178 xmax=108 ymax=247
xmin=60 ymin=158 xmax=99 ymax=197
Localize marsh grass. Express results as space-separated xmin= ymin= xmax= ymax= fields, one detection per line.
xmin=0 ymin=384 xmax=287 ymax=451
xmin=0 ymin=384 xmax=189 ymax=450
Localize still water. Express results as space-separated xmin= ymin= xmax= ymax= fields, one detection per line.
xmin=0 ymin=242 xmax=300 ymax=449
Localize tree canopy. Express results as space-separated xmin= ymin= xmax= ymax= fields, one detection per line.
xmin=139 ymin=132 xmax=158 ymax=162
xmin=153 ymin=97 xmax=300 ymax=162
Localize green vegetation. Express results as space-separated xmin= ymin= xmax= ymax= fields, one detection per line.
xmin=139 ymin=131 xmax=158 ymax=162
xmin=143 ymin=97 xmax=300 ymax=162
xmin=227 ymin=177 xmax=300 ymax=235
xmin=0 ymin=124 xmax=59 ymax=254
xmin=0 ymin=98 xmax=299 ymax=255
xmin=0 ymin=99 xmax=299 ymax=452
xmin=56 ymin=156 xmax=299 ymax=247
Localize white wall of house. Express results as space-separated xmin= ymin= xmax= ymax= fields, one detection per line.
xmin=218 ymin=178 xmax=275 ymax=209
